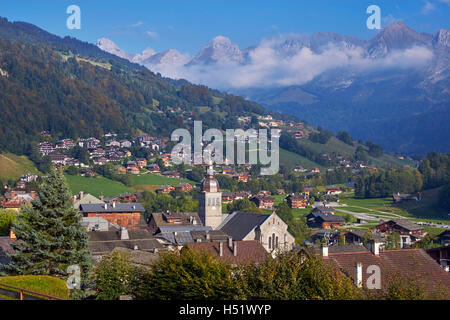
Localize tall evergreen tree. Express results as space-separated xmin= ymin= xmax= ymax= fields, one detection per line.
xmin=2 ymin=167 xmax=92 ymax=298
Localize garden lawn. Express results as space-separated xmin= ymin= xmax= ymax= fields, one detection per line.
xmin=0 ymin=275 xmax=70 ymax=300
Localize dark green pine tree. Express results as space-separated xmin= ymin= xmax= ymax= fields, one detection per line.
xmin=2 ymin=167 xmax=93 ymax=298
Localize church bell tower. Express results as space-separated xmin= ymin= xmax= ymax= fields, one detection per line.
xmin=198 ymin=166 xmax=222 ymax=229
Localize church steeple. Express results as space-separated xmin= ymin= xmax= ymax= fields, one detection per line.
xmin=198 ymin=165 xmax=222 ymax=229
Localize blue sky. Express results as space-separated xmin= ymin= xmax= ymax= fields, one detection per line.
xmin=0 ymin=0 xmax=448 ymax=54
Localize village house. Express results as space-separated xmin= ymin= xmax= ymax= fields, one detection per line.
xmin=426 ymin=246 xmax=450 ymax=272
xmin=285 ymin=194 xmax=308 ymax=209
xmin=315 ymin=243 xmax=450 ymax=297
xmin=147 ymin=212 xmax=205 ymax=235
xmin=72 ymin=191 xmax=104 ymax=210
xmin=79 ymin=203 xmax=146 ymax=230
xmin=222 ymin=191 xmax=251 ymax=204
xmin=235 ymin=173 xmax=249 ymax=183
xmin=436 ymin=230 xmax=450 ymax=246
xmin=147 ymin=163 xmax=161 ymax=173
xmin=374 ymin=219 xmax=424 ymax=248
xmin=311 ymin=214 xmax=345 ymax=229
xmin=218 ymin=211 xmax=295 ymax=254
xmin=106 ymin=140 xmax=121 ymax=148
xmin=1 ymin=191 xmax=38 ymax=211
xmin=326 ymin=186 xmax=342 ymax=195
xmin=294 ymin=165 xmax=307 ymax=172
xmin=120 ymin=140 xmax=132 ymax=148
xmin=48 ymin=151 xmax=70 ymax=165
xmin=20 ymin=174 xmax=39 ymax=183
xmin=162 ymin=171 xmax=180 ymax=179
xmin=116 ymin=166 xmax=127 ymax=174
xmin=38 ymin=142 xmax=54 ymax=155
xmin=127 ymin=167 xmax=140 ymax=175
xmin=155 ymin=185 xmax=175 ymax=194
xmin=175 ymin=183 xmax=194 ymax=193
xmin=251 ymin=195 xmax=275 ymax=210
xmin=136 ymin=158 xmax=147 ymax=168
xmin=55 ymin=139 xmax=76 ymax=150
xmin=88 ymin=227 xmax=165 ymax=264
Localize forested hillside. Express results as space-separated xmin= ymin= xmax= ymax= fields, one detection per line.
xmin=0 ymin=17 xmax=292 ymax=156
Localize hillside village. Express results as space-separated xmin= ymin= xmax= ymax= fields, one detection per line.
xmin=1 ymin=128 xmax=449 ymax=299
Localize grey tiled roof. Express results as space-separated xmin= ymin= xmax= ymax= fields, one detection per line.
xmin=80 ymin=203 xmax=145 ymax=213
xmin=219 ymin=212 xmax=271 ymax=240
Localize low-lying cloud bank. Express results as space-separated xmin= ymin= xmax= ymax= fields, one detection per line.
xmin=146 ymin=36 xmax=434 ymax=90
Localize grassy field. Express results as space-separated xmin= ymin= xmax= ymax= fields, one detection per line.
xmin=128 ymin=174 xmax=195 ymax=187
xmin=0 ymin=275 xmax=70 ymax=300
xmin=279 ymin=148 xmax=323 ymax=170
xmin=339 ymin=189 xmax=450 ymax=227
xmin=0 ymin=153 xmax=40 ymax=181
xmin=65 ymin=175 xmax=133 ymax=198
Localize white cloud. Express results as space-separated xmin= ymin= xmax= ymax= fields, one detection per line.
xmin=422 ymin=1 xmax=436 ymax=14
xmin=146 ymin=30 xmax=159 ymax=39
xmin=145 ymin=36 xmax=434 ymax=90
xmin=130 ymin=21 xmax=143 ymax=27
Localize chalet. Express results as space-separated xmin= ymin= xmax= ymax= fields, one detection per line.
xmin=326 ymin=186 xmax=342 ymax=195
xmin=311 ymin=168 xmax=320 ymax=173
xmin=55 ymin=139 xmax=76 ymax=150
xmin=155 ymin=185 xmax=175 ymax=194
xmin=316 ymin=243 xmax=450 ymax=297
xmin=136 ymin=158 xmax=147 ymax=168
xmin=285 ymin=194 xmax=308 ymax=209
xmin=313 ymin=215 xmax=345 ymax=229
xmin=106 ymin=140 xmax=121 ymax=148
xmin=276 ymin=189 xmax=286 ymax=195
xmin=436 ymin=230 xmax=450 ymax=246
xmin=185 ymin=240 xmax=269 ymax=265
xmin=38 ymin=142 xmax=54 ymax=155
xmin=79 ymin=137 xmax=100 ymax=148
xmin=251 ymin=195 xmax=275 ymax=210
xmin=79 ymin=203 xmax=146 ymax=230
xmin=147 ymin=164 xmax=161 ymax=173
xmin=89 ymin=147 xmax=105 ymax=157
xmin=175 ymin=183 xmax=194 ymax=193
xmin=294 ymin=165 xmax=307 ymax=172
xmin=137 ymin=134 xmax=151 ymax=144
xmin=162 ymin=171 xmax=180 ymax=179
xmin=40 ymin=131 xmax=51 ymax=137
xmin=120 ymin=140 xmax=132 ymax=148
xmin=80 ymin=169 xmax=96 ymax=177
xmin=235 ymin=173 xmax=249 ymax=183
xmin=426 ymin=246 xmax=450 ymax=272
xmin=303 ymin=186 xmax=314 ymax=196
xmin=311 ymin=206 xmax=336 ymax=215
xmin=127 ymin=167 xmax=140 ymax=175
xmin=374 ymin=219 xmax=424 ymax=248
xmin=218 ymin=211 xmax=295 ymax=254
xmin=48 ymin=152 xmax=69 ymax=165
xmin=105 ymin=193 xmax=139 ymax=204
xmin=1 ymin=191 xmax=38 ymax=211
xmin=222 ymin=191 xmax=251 ymax=203
xmin=392 ymin=193 xmax=419 ymax=203
xmin=93 ymin=156 xmax=108 ymax=165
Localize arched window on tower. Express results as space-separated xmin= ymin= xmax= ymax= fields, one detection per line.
xmin=272 ymin=233 xmax=275 ymax=250
xmin=268 ymin=236 xmax=272 ymax=249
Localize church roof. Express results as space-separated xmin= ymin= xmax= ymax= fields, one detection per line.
xmin=219 ymin=211 xmax=271 ymax=240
